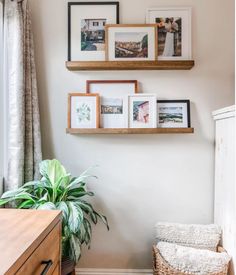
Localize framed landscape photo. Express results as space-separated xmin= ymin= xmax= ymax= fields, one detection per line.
xmin=105 ymin=24 xmax=158 ymax=61
xmin=146 ymin=7 xmax=192 ymax=60
xmin=157 ymin=100 xmax=191 ymax=128
xmin=128 ymin=94 xmax=157 ymax=128
xmin=68 ymin=2 xmax=119 ymax=61
xmin=87 ymin=80 xmax=138 ymax=128
xmin=68 ymin=93 xmax=100 ymax=129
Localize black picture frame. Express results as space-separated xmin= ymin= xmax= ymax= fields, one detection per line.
xmin=157 ymin=100 xmax=191 ymax=128
xmin=68 ymin=2 xmax=120 ymax=61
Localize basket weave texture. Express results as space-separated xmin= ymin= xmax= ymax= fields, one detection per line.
xmin=153 ymin=245 xmax=229 ymax=275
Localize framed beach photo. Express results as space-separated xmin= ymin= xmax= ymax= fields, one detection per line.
xmin=157 ymin=100 xmax=191 ymax=128
xmin=128 ymin=94 xmax=157 ymax=128
xmin=87 ymin=80 xmax=138 ymax=128
xmin=68 ymin=2 xmax=119 ymax=61
xmin=105 ymin=24 xmax=158 ymax=61
xmin=68 ymin=93 xmax=100 ymax=129
xmin=146 ymin=7 xmax=192 ymax=60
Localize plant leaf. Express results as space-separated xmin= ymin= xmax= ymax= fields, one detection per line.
xmin=95 ymin=212 xmax=110 ymax=230
xmin=68 ymin=201 xmax=83 ymax=233
xmin=18 ymin=199 xmax=35 ymax=209
xmin=1 ymin=188 xmax=26 ymax=199
xmin=47 ymin=159 xmax=67 ymax=186
xmin=69 ymin=234 xmax=81 ymax=262
xmin=39 ymin=160 xmax=51 ymax=178
xmin=37 ymin=202 xmax=56 ymax=210
xmin=57 ymin=201 xmax=69 ymax=221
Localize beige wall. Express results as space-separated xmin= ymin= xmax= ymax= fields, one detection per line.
xmin=29 ymin=0 xmax=235 ymax=269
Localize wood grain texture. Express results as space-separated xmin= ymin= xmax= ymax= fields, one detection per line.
xmin=16 ymin=223 xmax=60 ymax=275
xmin=0 ymin=209 xmax=61 ymax=275
xmin=66 ymin=128 xmax=194 ymax=134
xmin=66 ymin=61 xmax=195 ymax=71
xmin=52 ymin=265 xmax=60 ymax=275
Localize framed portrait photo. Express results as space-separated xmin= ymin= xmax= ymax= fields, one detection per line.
xmin=87 ymin=80 xmax=138 ymax=128
xmin=68 ymin=2 xmax=119 ymax=61
xmin=157 ymin=100 xmax=191 ymax=128
xmin=105 ymin=24 xmax=158 ymax=61
xmin=146 ymin=7 xmax=192 ymax=60
xmin=68 ymin=93 xmax=100 ymax=129
xmin=128 ymin=94 xmax=157 ymax=128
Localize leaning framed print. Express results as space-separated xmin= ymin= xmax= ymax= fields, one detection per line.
xmin=146 ymin=7 xmax=192 ymax=60
xmin=157 ymin=100 xmax=191 ymax=128
xmin=105 ymin=24 xmax=158 ymax=61
xmin=68 ymin=93 xmax=100 ymax=129
xmin=87 ymin=80 xmax=138 ymax=128
xmin=68 ymin=2 xmax=119 ymax=61
xmin=128 ymin=94 xmax=157 ymax=128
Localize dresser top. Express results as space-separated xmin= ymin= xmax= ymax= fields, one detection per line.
xmin=0 ymin=209 xmax=61 ymax=274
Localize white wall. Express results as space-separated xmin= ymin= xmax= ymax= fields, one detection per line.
xmin=29 ymin=0 xmax=235 ymax=269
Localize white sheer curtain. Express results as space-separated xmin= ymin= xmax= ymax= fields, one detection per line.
xmin=3 ymin=0 xmax=42 ymax=191
xmin=0 ymin=0 xmax=3 ymax=195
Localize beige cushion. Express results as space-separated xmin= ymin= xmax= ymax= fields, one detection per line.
xmin=155 ymin=222 xmax=221 ymax=251
xmin=157 ymin=242 xmax=230 ymax=275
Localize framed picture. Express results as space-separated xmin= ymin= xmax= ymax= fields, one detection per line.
xmin=146 ymin=7 xmax=192 ymax=60
xmin=68 ymin=93 xmax=100 ymax=129
xmin=157 ymin=100 xmax=191 ymax=128
xmin=105 ymin=24 xmax=158 ymax=61
xmin=68 ymin=2 xmax=119 ymax=61
xmin=87 ymin=80 xmax=138 ymax=128
xmin=128 ymin=94 xmax=157 ymax=128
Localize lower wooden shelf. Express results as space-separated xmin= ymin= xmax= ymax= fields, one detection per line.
xmin=66 ymin=128 xmax=194 ymax=134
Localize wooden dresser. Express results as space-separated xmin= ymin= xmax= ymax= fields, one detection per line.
xmin=0 ymin=209 xmax=62 ymax=275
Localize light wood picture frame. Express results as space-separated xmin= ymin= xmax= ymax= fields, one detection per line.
xmin=68 ymin=93 xmax=100 ymax=129
xmin=86 ymin=80 xmax=138 ymax=128
xmin=105 ymin=24 xmax=158 ymax=61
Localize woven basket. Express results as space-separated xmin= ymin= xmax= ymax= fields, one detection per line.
xmin=153 ymin=245 xmax=229 ymax=275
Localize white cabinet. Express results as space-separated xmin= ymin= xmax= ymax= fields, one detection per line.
xmin=213 ymin=105 xmax=235 ymax=275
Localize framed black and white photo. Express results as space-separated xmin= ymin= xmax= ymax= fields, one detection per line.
xmin=68 ymin=2 xmax=119 ymax=61
xmin=87 ymin=80 xmax=138 ymax=128
xmin=146 ymin=7 xmax=192 ymax=60
xmin=157 ymin=100 xmax=191 ymax=128
xmin=128 ymin=94 xmax=157 ymax=128
xmin=105 ymin=24 xmax=158 ymax=61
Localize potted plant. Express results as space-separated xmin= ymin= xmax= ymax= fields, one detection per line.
xmin=0 ymin=159 xmax=109 ymax=271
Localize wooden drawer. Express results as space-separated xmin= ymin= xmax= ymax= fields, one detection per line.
xmin=16 ymin=222 xmax=60 ymax=275
xmin=52 ymin=264 xmax=60 ymax=275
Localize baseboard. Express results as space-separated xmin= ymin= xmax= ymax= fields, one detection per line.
xmin=75 ymin=268 xmax=153 ymax=275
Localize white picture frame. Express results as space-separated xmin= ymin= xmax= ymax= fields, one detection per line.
xmin=128 ymin=94 xmax=157 ymax=128
xmin=87 ymin=80 xmax=138 ymax=128
xmin=105 ymin=24 xmax=158 ymax=61
xmin=146 ymin=7 xmax=192 ymax=60
xmin=68 ymin=2 xmax=119 ymax=61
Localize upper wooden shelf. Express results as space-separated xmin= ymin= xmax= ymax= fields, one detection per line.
xmin=66 ymin=60 xmax=195 ymax=71
xmin=66 ymin=128 xmax=194 ymax=135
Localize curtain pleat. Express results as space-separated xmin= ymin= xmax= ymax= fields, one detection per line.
xmin=4 ymin=0 xmax=42 ymax=191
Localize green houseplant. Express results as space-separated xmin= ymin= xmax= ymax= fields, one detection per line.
xmin=0 ymin=159 xmax=109 ymax=263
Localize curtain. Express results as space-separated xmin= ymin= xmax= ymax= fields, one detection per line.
xmin=4 ymin=0 xmax=42 ymax=191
